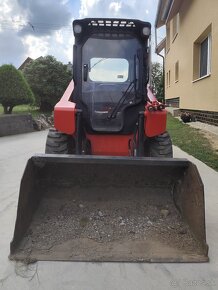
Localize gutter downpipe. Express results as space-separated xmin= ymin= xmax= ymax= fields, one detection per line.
xmin=155 ymin=28 xmax=165 ymax=104
xmin=154 ymin=0 xmax=173 ymax=104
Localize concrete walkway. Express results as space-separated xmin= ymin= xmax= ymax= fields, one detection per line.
xmin=166 ymin=106 xmax=218 ymax=136
xmin=0 ymin=131 xmax=218 ymax=290
xmin=187 ymin=121 xmax=218 ymax=136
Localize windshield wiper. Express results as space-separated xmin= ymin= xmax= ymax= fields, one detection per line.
xmin=90 ymin=58 xmax=107 ymax=70
xmin=108 ymin=54 xmax=138 ymax=120
xmin=107 ymin=80 xmax=136 ymax=119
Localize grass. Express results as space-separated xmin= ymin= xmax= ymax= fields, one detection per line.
xmin=0 ymin=104 xmax=47 ymax=117
xmin=167 ymin=113 xmax=218 ymax=171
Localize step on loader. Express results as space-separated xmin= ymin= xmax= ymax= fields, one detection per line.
xmin=10 ymin=18 xmax=208 ymax=263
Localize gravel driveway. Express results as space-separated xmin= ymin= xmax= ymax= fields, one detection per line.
xmin=0 ymin=130 xmax=218 ymax=290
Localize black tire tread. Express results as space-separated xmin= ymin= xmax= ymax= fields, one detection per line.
xmin=45 ymin=128 xmax=74 ymax=154
xmin=145 ymin=131 xmax=173 ymax=158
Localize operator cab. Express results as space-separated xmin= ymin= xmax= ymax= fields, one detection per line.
xmin=72 ymin=18 xmax=151 ymax=134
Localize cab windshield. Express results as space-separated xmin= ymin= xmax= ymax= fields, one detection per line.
xmin=89 ymin=57 xmax=129 ymax=83
xmin=82 ymin=36 xmax=142 ymax=132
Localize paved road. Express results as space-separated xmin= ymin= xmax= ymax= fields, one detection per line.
xmin=0 ymin=130 xmax=218 ymax=290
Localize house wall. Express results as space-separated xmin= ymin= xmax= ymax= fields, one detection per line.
xmin=165 ymin=0 xmax=218 ymax=114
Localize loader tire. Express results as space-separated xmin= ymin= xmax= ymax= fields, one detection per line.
xmin=45 ymin=128 xmax=75 ymax=154
xmin=145 ymin=131 xmax=173 ymax=158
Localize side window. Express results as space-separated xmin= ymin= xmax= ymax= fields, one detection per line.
xmin=200 ymin=36 xmax=211 ymax=77
xmin=166 ymin=70 xmax=171 ymax=88
xmin=172 ymin=13 xmax=179 ymax=41
xmin=175 ymin=61 xmax=179 ymax=82
xmin=166 ymin=23 xmax=170 ymax=52
xmin=193 ymin=25 xmax=211 ymax=80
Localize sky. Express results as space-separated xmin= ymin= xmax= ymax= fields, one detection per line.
xmin=0 ymin=0 xmax=164 ymax=67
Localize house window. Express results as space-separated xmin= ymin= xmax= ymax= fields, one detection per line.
xmin=175 ymin=61 xmax=179 ymax=82
xmin=193 ymin=25 xmax=211 ymax=81
xmin=166 ymin=23 xmax=170 ymax=52
xmin=200 ymin=36 xmax=211 ymax=77
xmin=172 ymin=13 xmax=179 ymax=41
xmin=166 ymin=70 xmax=171 ymax=87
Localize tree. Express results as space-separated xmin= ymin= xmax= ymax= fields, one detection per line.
xmin=23 ymin=55 xmax=72 ymax=112
xmin=151 ymin=62 xmax=164 ymax=102
xmin=0 ymin=65 xmax=34 ymax=114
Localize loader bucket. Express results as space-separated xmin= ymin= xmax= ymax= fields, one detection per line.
xmin=10 ymin=154 xmax=208 ymax=263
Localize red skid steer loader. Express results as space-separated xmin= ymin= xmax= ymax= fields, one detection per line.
xmin=10 ymin=18 xmax=208 ymax=262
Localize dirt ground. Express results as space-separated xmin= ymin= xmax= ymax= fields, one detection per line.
xmin=177 ymin=116 xmax=218 ymax=152
xmin=201 ymin=130 xmax=218 ymax=152
xmin=12 ymin=185 xmax=204 ymax=262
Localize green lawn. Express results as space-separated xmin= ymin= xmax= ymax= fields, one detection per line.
xmin=167 ymin=113 xmax=218 ymax=171
xmin=0 ymin=104 xmax=42 ymax=117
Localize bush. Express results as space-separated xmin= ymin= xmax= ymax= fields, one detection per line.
xmin=23 ymin=55 xmax=72 ymax=112
xmin=151 ymin=62 xmax=164 ymax=102
xmin=0 ymin=65 xmax=34 ymax=114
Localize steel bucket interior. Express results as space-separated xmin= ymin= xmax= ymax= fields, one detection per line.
xmin=10 ymin=154 xmax=208 ymax=263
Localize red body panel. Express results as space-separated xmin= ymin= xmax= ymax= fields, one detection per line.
xmin=147 ymin=86 xmax=157 ymax=102
xmin=144 ymin=87 xmax=167 ymax=137
xmin=54 ymin=80 xmax=76 ymax=135
xmin=86 ymin=134 xmax=133 ymax=156
xmin=144 ymin=109 xmax=167 ymax=137
xmin=54 ymin=82 xmax=167 ymax=154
